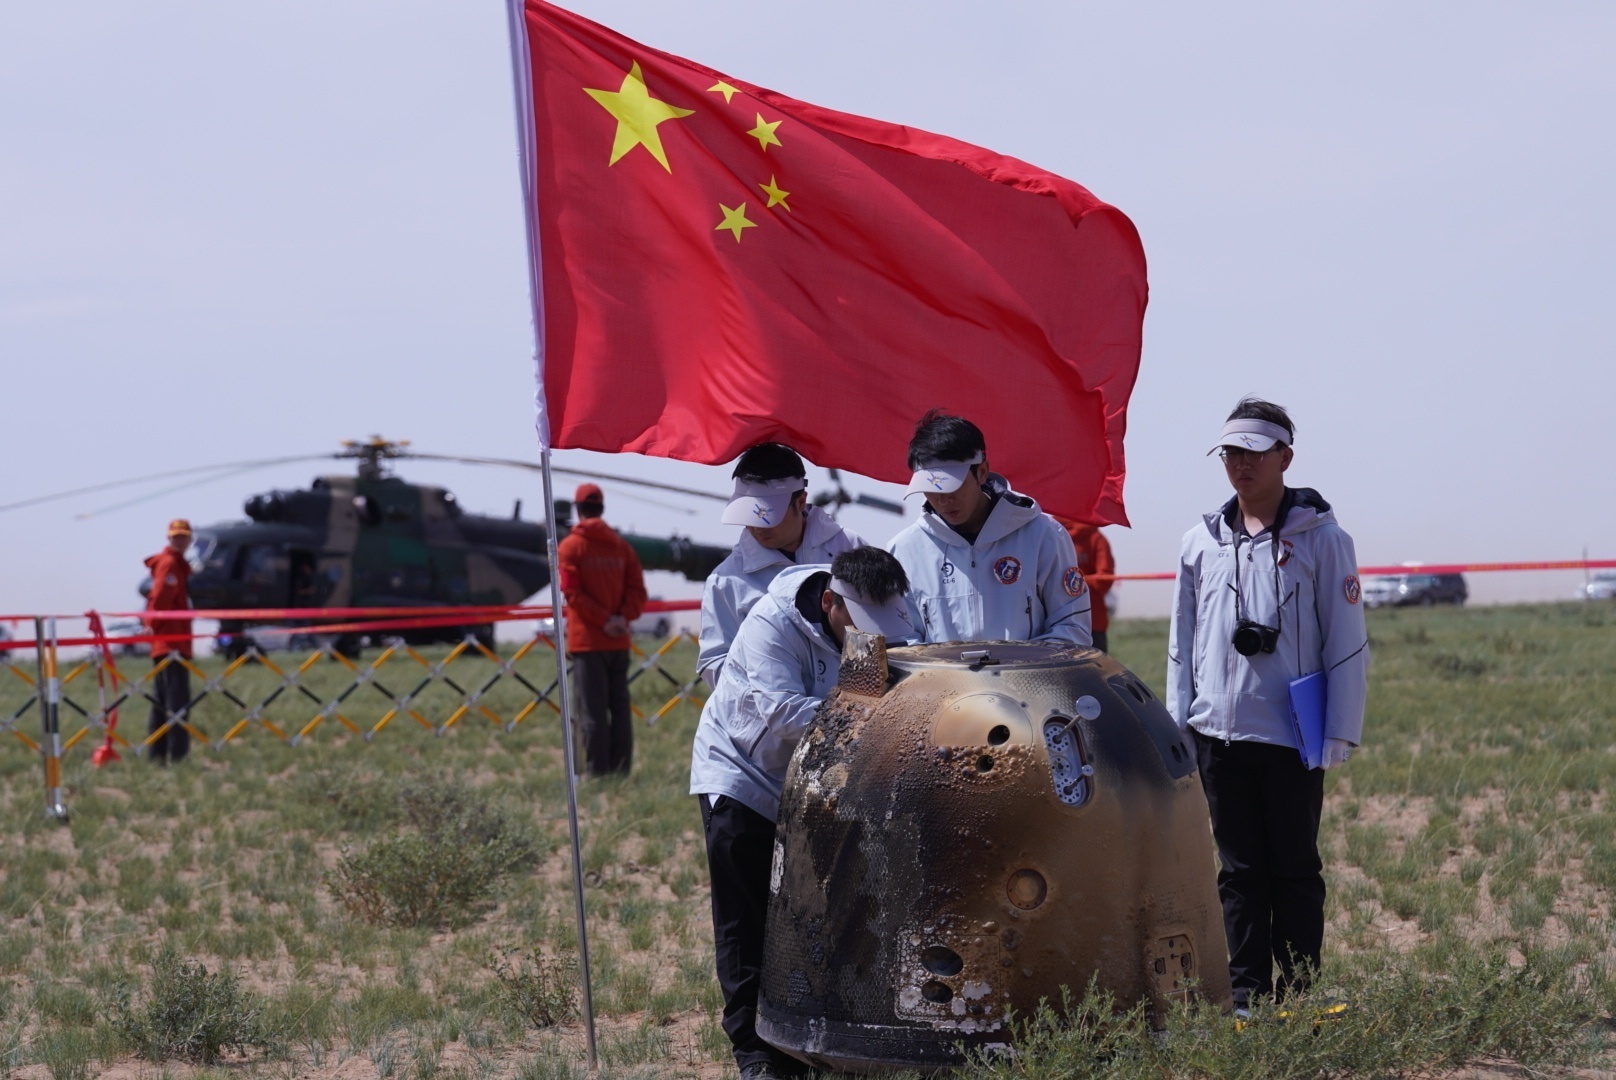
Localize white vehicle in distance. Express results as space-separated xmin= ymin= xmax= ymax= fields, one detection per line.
xmin=527 ymin=600 xmax=679 ymax=639
xmin=1578 ymin=571 xmax=1616 ymax=601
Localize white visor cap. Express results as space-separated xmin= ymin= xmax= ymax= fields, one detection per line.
xmin=830 ymin=577 xmax=916 ymax=642
xmin=904 ymin=451 xmax=985 ymax=499
xmin=1208 ymin=419 xmax=1291 ymax=456
xmin=721 ymin=476 xmax=806 ymax=527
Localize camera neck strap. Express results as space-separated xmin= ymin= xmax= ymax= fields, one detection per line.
xmin=1232 ymin=520 xmax=1284 ymax=635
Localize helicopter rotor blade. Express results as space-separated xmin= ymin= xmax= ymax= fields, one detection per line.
xmin=399 ymin=452 xmax=730 ymax=503
xmin=74 ymin=462 xmax=297 ymax=520
xmin=0 ymin=455 xmax=341 ymax=515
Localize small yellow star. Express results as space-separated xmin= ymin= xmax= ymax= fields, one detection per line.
xmin=759 ymin=175 xmax=791 ymax=211
xmin=747 ymin=114 xmax=783 ymax=152
xmin=584 ymin=61 xmax=694 ymax=172
xmin=715 ymin=202 xmax=757 ymax=243
xmin=708 ymin=80 xmax=740 ymax=104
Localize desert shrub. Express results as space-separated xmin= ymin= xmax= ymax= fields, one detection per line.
xmin=326 ymin=778 xmax=539 ymax=928
xmin=112 ymin=950 xmax=269 ymax=1064
xmin=964 ymin=946 xmax=1603 ymax=1079
xmin=489 ymin=946 xmax=578 ymax=1029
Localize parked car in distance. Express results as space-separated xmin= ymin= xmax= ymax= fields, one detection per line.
xmin=1578 ymin=572 xmax=1616 ymax=601
xmin=632 ymin=599 xmax=672 ymax=639
xmin=528 ymin=600 xmax=681 ymax=640
xmin=1362 ymin=572 xmax=1468 ymax=608
xmin=103 ymin=618 xmax=151 ymax=657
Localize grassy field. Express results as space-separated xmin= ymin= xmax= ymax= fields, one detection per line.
xmin=0 ymin=604 xmax=1613 ymax=1078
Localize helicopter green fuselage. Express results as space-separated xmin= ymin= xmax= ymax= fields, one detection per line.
xmin=161 ymin=474 xmax=728 ymax=625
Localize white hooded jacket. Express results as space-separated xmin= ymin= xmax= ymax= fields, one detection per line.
xmin=697 ymin=505 xmax=865 ymax=688
xmin=689 ymin=564 xmax=843 ymax=822
xmin=1167 ymin=487 xmax=1370 ymax=748
xmin=887 ymin=477 xmax=1091 ymax=646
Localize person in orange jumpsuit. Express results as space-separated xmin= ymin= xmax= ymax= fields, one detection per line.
xmin=557 ymin=484 xmax=648 ymax=777
xmin=143 ymin=518 xmax=194 ymax=763
xmin=1056 ymin=517 xmax=1116 ymax=652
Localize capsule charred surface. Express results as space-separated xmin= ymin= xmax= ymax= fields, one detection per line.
xmin=758 ymin=634 xmax=1231 ymax=1073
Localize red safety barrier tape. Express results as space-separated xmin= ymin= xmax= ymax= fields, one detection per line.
xmin=4 ymin=560 xmax=1613 ymax=650
xmin=1085 ymin=558 xmax=1616 ymax=584
xmin=0 ymin=600 xmax=703 ymax=652
xmin=0 ymin=598 xmax=699 ymax=623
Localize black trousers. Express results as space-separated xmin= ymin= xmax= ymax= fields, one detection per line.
xmin=1091 ymin=629 xmax=1109 ymax=653
xmin=700 ymin=794 xmax=789 ymax=1074
xmin=147 ymin=659 xmax=191 ymax=764
xmin=1192 ymin=729 xmax=1325 ymax=1007
xmin=570 ymin=650 xmax=632 ymax=776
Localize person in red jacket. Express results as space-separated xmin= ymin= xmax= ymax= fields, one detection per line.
xmin=144 ymin=518 xmax=195 ymax=763
xmin=557 ymin=484 xmax=648 ymax=777
xmin=1056 ymin=517 xmax=1116 ymax=653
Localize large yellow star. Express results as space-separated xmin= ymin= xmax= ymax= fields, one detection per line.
xmin=759 ymin=175 xmax=791 ymax=212
xmin=747 ymin=114 xmax=783 ymax=152
xmin=584 ymin=61 xmax=694 ymax=172
xmin=715 ymin=202 xmax=757 ymax=243
xmin=708 ymin=80 xmax=740 ymax=104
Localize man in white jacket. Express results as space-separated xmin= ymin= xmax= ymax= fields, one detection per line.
xmin=698 ymin=443 xmax=866 ymax=688
xmin=1168 ymin=397 xmax=1369 ymax=1012
xmin=887 ymin=410 xmax=1091 ymax=646
xmin=690 ymin=547 xmax=913 ymax=1080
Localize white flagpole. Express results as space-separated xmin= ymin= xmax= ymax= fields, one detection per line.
xmin=504 ymin=0 xmax=597 ymax=1068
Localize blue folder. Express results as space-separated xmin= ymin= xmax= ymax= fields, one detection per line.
xmin=1288 ymin=670 xmax=1327 ymax=771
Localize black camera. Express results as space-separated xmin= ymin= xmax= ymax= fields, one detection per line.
xmin=1232 ymin=619 xmax=1279 ymax=656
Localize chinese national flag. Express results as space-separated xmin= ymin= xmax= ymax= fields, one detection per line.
xmin=513 ymin=1 xmax=1147 ymax=523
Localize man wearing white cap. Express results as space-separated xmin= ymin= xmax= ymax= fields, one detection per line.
xmin=698 ymin=443 xmax=866 ymax=688
xmin=1168 ymin=396 xmax=1369 ymax=1012
xmin=690 ymin=546 xmax=913 ymax=1080
xmin=887 ymin=410 xmax=1092 ymax=646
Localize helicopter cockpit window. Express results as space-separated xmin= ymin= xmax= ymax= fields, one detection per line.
xmin=208 ymin=543 xmax=235 ymax=572
xmin=237 ymin=544 xmax=278 ymax=587
xmin=185 ymin=537 xmax=215 ymax=571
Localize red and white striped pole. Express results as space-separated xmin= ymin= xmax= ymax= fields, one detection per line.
xmin=34 ymin=617 xmax=68 ymax=821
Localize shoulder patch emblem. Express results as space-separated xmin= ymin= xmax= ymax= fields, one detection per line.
xmin=1062 ymin=566 xmax=1087 ymax=598
xmin=1344 ymin=575 xmax=1361 ymax=604
xmin=992 ymin=556 xmax=1022 ymax=585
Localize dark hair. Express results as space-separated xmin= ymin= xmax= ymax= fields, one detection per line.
xmin=1226 ymin=397 xmax=1295 ymax=444
xmin=906 ymin=409 xmax=985 ymax=471
xmin=733 ymin=442 xmax=806 ymax=482
xmin=575 ymin=499 xmax=603 ymax=519
xmin=829 ymin=547 xmax=909 ymax=606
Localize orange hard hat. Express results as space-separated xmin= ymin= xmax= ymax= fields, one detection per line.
xmin=167 ymin=518 xmax=193 ymax=538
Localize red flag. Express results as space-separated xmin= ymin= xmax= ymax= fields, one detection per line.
xmin=512 ymin=1 xmax=1147 ymax=523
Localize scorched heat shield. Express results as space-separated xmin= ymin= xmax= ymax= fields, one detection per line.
xmin=757 ymin=634 xmax=1231 ymax=1072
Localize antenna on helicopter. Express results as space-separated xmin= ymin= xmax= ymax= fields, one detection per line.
xmin=812 ymin=469 xmax=905 ymax=519
xmin=340 ymin=436 xmax=411 ymax=481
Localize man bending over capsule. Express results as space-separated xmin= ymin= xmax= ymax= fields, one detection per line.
xmin=690 ymin=547 xmax=913 ymax=1080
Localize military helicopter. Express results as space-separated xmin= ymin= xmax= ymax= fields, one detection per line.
xmin=5 ymin=438 xmax=903 ymax=655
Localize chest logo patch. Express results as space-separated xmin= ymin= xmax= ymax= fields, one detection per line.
xmin=993 ymin=556 xmax=1022 ymax=585
xmin=940 ymin=560 xmax=955 ymax=580
xmin=1278 ymin=540 xmax=1295 ymax=566
xmin=1062 ymin=566 xmax=1087 ymax=598
xmin=1344 ymin=575 xmax=1361 ymax=604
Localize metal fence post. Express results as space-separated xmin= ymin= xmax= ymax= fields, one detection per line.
xmin=35 ymin=617 xmax=68 ymax=821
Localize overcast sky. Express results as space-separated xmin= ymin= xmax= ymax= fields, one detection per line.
xmin=3 ymin=1 xmax=1612 ymax=628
